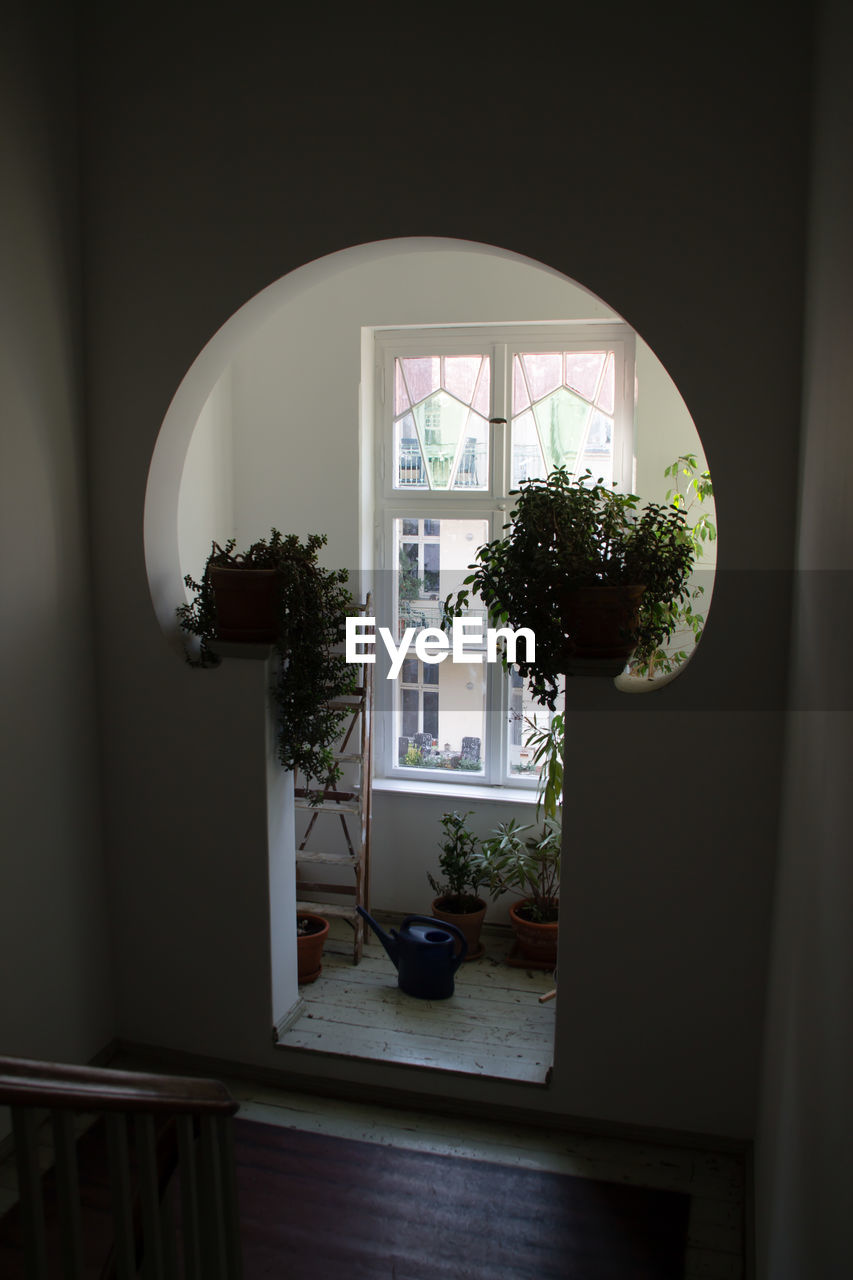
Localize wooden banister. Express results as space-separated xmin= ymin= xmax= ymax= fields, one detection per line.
xmin=0 ymin=1056 xmax=238 ymax=1116
xmin=0 ymin=1056 xmax=242 ymax=1279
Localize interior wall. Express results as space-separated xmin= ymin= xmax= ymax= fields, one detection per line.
xmin=755 ymin=0 xmax=853 ymax=1271
xmin=81 ymin=2 xmax=810 ymax=1140
xmin=0 ymin=2 xmax=114 ymax=1083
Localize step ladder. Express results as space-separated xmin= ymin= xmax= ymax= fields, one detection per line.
xmin=295 ymin=594 xmax=373 ymax=963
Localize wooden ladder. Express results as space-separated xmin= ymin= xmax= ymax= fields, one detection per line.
xmin=294 ymin=594 xmax=373 ymax=963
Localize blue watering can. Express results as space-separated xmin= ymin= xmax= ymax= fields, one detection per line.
xmin=357 ymin=906 xmax=467 ymax=999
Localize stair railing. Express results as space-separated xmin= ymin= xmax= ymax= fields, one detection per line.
xmin=0 ymin=1055 xmax=242 ymax=1280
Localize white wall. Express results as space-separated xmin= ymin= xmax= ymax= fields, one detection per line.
xmin=84 ymin=2 xmax=808 ymax=1142
xmin=755 ymin=0 xmax=853 ymax=1271
xmin=177 ymin=368 xmax=234 ymax=586
xmin=0 ymin=4 xmax=114 ymax=1084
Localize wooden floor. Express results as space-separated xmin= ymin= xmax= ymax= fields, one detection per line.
xmin=277 ymin=920 xmax=557 ymax=1083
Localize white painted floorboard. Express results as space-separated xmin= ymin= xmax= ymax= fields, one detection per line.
xmin=277 ymin=926 xmax=557 ymax=1084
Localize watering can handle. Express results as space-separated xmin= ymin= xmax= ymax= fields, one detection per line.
xmin=401 ymin=915 xmax=469 ymax=971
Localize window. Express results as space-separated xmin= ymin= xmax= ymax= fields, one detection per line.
xmin=373 ymin=324 xmax=635 ymax=788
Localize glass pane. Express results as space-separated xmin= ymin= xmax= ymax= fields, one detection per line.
xmin=412 ymin=391 xmax=470 ymax=489
xmin=444 ymin=355 xmax=482 ymax=404
xmin=402 ymin=518 xmax=418 ymax=536
xmin=512 ymin=355 xmax=530 ymax=413
xmin=596 ymin=351 xmax=615 ymax=414
xmin=402 ymin=688 xmax=419 ymax=740
xmin=395 ymin=416 xmax=427 ymax=488
xmin=423 ymin=691 xmax=439 ymax=741
xmin=451 ymin=412 xmax=488 ymax=490
xmin=578 ymin=409 xmax=613 ymax=484
xmin=401 ymin=357 xmax=440 ymax=404
xmin=394 ymin=362 xmax=411 ymax=414
xmin=565 ymin=351 xmax=605 ymax=401
xmin=508 ymin=685 xmax=563 ymax=780
xmin=522 ymin=352 xmax=561 ymax=401
xmin=533 ymin=387 xmax=592 ymax=474
xmin=471 ymin=359 xmax=491 ymax=416
xmin=393 ymin=517 xmax=489 ymax=774
xmin=511 ymin=409 xmax=546 ymax=486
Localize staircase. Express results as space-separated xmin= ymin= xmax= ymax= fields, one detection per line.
xmin=0 ymin=1055 xmax=242 ymax=1279
xmin=294 ymin=596 xmax=374 ymax=963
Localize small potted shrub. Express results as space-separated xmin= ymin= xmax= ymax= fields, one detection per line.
xmin=428 ymin=811 xmax=489 ymax=961
xmin=445 ymin=466 xmax=696 ymax=705
xmin=476 ymin=817 xmax=561 ymax=969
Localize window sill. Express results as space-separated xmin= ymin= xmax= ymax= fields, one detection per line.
xmin=372 ymin=776 xmax=539 ymax=805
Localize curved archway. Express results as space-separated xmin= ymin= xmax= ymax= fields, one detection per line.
xmin=145 ymin=235 xmax=714 ymax=689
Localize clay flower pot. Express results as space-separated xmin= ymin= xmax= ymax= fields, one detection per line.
xmin=509 ymin=899 xmax=558 ymax=969
xmin=559 ymin=582 xmax=646 ymax=675
xmin=209 ymin=565 xmax=280 ymax=642
xmin=296 ymin=912 xmax=329 ymax=984
xmin=430 ymin=896 xmax=487 ymax=961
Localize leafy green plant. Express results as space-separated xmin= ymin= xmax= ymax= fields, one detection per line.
xmin=631 ymin=453 xmax=716 ymax=678
xmin=522 ymin=711 xmax=564 ymax=820
xmin=428 ymin=811 xmax=487 ymax=912
xmin=476 ymin=817 xmax=561 ymax=923
xmin=403 ymin=744 xmax=425 ymax=767
xmin=177 ymin=529 xmax=355 ymax=796
xmin=444 ymin=467 xmax=695 ymax=708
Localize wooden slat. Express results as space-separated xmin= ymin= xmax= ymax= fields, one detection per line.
xmin=0 ymin=1057 xmax=238 ymax=1116
xmin=11 ymin=1106 xmax=48 ymax=1280
xmin=105 ymin=1114 xmax=136 ymax=1280
xmin=295 ymin=849 xmax=360 ymax=865
xmin=134 ymin=1114 xmax=166 ymax=1278
xmin=294 ymin=798 xmax=360 ymax=814
xmin=296 ymin=899 xmax=358 ymax=918
xmin=177 ymin=1115 xmax=202 ymax=1280
xmin=51 ymin=1109 xmax=83 ymax=1279
xmin=198 ymin=1117 xmax=227 ymax=1280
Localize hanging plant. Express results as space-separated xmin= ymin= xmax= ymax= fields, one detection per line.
xmin=177 ymin=529 xmax=355 ymax=795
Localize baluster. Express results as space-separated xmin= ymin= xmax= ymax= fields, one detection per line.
xmin=51 ymin=1110 xmax=83 ymax=1279
xmin=198 ymin=1115 xmax=227 ymax=1280
xmin=176 ymin=1115 xmax=201 ymax=1280
xmin=216 ymin=1116 xmax=243 ymax=1280
xmin=106 ymin=1114 xmax=137 ymax=1280
xmin=134 ymin=1114 xmax=166 ymax=1279
xmin=11 ymin=1106 xmax=47 ymax=1280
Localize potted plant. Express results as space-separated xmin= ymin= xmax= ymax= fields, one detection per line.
xmin=296 ymin=912 xmax=330 ymax=984
xmin=445 ymin=466 xmax=696 ymax=705
xmin=177 ymin=528 xmax=355 ymax=795
xmin=476 ymin=816 xmax=561 ymax=969
xmin=428 ymin=811 xmax=489 ymax=961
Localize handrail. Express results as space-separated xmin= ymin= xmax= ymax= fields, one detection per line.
xmin=0 ymin=1055 xmax=242 ymax=1279
xmin=0 ymin=1055 xmax=238 ymax=1116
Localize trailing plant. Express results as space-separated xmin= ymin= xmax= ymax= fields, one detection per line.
xmin=444 ymin=467 xmax=695 ymax=709
xmin=428 ymin=811 xmax=487 ymax=912
xmin=177 ymin=529 xmax=355 ymax=796
xmin=476 ymin=817 xmax=561 ymax=923
xmin=630 ymin=453 xmax=716 ymax=678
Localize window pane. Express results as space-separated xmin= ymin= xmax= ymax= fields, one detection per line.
xmin=508 ymin=685 xmax=563 ymax=781
xmin=393 ymin=356 xmax=490 ymax=490
xmin=512 ymin=349 xmax=616 ymax=483
xmin=402 ymin=518 xmax=419 ymax=536
xmin=393 ymin=516 xmax=489 ymax=774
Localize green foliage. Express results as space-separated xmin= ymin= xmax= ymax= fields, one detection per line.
xmin=476 ymin=817 xmax=561 ymax=923
xmin=444 ymin=467 xmax=695 ymax=708
xmin=631 ymin=453 xmax=716 ymax=678
xmin=523 ymin=712 xmax=564 ymax=820
xmin=428 ymin=811 xmax=486 ymax=911
xmin=403 ymin=745 xmax=425 ymax=767
xmin=398 ymin=544 xmax=424 ymax=603
xmin=177 ymin=529 xmax=355 ymax=797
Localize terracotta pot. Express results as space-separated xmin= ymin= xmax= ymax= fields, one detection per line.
xmin=296 ymin=913 xmax=329 ymax=984
xmin=430 ymin=897 xmax=487 ymax=961
xmin=209 ymin=565 xmax=280 ymax=642
xmin=559 ymin=583 xmax=646 ymax=675
xmin=509 ymin=899 xmax=558 ymax=969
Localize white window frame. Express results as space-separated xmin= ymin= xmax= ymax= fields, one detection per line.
xmin=372 ymin=322 xmax=636 ymax=790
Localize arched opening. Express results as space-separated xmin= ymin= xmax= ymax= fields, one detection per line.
xmin=145 ymin=237 xmax=716 ymax=1083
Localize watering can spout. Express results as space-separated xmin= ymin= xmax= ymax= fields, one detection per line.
xmin=356 ymin=906 xmax=400 ymax=968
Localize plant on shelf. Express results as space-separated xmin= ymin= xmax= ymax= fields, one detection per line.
xmin=177 ymin=529 xmax=355 ymax=797
xmin=444 ymin=466 xmax=696 ymax=707
xmin=630 ymin=453 xmax=716 ymax=679
xmin=427 ymin=811 xmax=489 ymax=961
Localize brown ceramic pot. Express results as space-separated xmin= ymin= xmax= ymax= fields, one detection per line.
xmin=509 ymin=899 xmax=558 ymax=969
xmin=430 ymin=896 xmax=487 ymax=961
xmin=209 ymin=565 xmax=280 ymax=642
xmin=296 ymin=912 xmax=329 ymax=984
xmin=559 ymin=582 xmax=646 ymax=674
